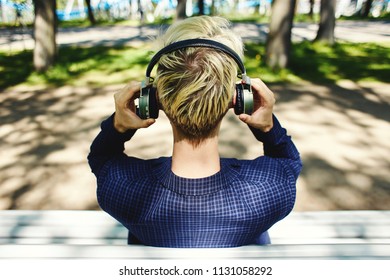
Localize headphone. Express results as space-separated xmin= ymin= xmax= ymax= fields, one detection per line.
xmin=136 ymin=38 xmax=253 ymax=119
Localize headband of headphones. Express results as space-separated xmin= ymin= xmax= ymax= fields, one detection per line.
xmin=145 ymin=38 xmax=248 ymax=83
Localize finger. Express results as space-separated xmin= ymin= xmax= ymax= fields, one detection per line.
xmin=115 ymin=82 xmax=141 ymax=105
xmin=127 ymin=81 xmax=141 ymax=99
xmin=251 ymin=79 xmax=275 ymax=105
xmin=125 ymin=81 xmax=141 ymax=95
xmin=238 ymin=113 xmax=251 ymax=124
xmin=138 ymin=118 xmax=156 ymax=128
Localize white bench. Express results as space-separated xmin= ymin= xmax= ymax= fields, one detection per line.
xmin=0 ymin=210 xmax=389 ymax=259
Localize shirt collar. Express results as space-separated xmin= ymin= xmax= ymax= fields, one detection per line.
xmin=152 ymin=157 xmax=240 ymax=196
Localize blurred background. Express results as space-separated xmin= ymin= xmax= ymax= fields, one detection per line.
xmin=1 ymin=0 xmax=389 ymax=211
xmin=1 ymin=0 xmax=390 ymax=25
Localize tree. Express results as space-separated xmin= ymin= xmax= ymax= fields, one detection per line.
xmin=265 ymin=0 xmax=296 ymax=70
xmin=33 ymin=0 xmax=57 ymax=72
xmin=85 ymin=0 xmax=96 ymax=25
xmin=361 ymin=0 xmax=373 ymax=17
xmin=314 ymin=0 xmax=336 ymax=45
xmin=308 ymin=0 xmax=315 ymax=19
xmin=210 ymin=0 xmax=216 ymax=15
xmin=198 ymin=0 xmax=205 ymax=15
xmin=176 ymin=0 xmax=186 ymax=20
xmin=0 ymin=1 xmax=5 ymax=23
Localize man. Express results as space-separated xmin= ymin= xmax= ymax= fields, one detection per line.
xmin=88 ymin=16 xmax=302 ymax=247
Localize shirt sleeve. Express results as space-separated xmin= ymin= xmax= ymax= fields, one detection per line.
xmin=87 ymin=113 xmax=136 ymax=177
xmin=248 ymin=114 xmax=302 ymax=179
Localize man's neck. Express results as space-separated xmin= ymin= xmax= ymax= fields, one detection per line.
xmin=171 ymin=136 xmax=220 ymax=179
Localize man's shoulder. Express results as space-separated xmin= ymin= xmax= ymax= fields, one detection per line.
xmin=223 ymin=156 xmax=281 ymax=168
xmin=223 ymin=156 xmax=287 ymax=182
xmin=103 ymin=156 xmax=170 ymax=179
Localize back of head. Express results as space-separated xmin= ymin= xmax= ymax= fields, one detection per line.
xmin=154 ymin=16 xmax=244 ymax=142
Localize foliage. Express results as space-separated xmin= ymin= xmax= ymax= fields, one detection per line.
xmin=245 ymin=41 xmax=390 ymax=84
xmin=55 ymin=17 xmax=174 ymax=28
xmin=0 ymin=45 xmax=151 ymax=89
xmin=225 ymin=14 xmax=269 ymax=24
xmin=293 ymin=13 xmax=320 ymax=23
xmin=338 ymin=12 xmax=390 ymax=21
xmin=289 ymin=41 xmax=390 ymax=83
xmin=1 ymin=41 xmax=389 ymax=89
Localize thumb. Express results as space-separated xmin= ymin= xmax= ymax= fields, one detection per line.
xmin=239 ymin=114 xmax=251 ymax=124
xmin=142 ymin=118 xmax=156 ymax=128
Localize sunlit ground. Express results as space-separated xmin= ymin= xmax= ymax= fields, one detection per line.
xmin=0 ymin=79 xmax=389 ymax=210
xmin=0 ymin=29 xmax=389 ymax=210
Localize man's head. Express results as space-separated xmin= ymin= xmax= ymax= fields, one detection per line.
xmin=154 ymin=16 xmax=244 ymax=143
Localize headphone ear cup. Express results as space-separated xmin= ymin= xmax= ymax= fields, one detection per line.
xmin=234 ymin=84 xmax=244 ymax=115
xmin=234 ymin=83 xmax=254 ymax=115
xmin=148 ymin=87 xmax=159 ymax=119
xmin=137 ymin=85 xmax=159 ymax=119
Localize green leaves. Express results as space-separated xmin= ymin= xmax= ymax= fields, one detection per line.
xmin=1 ymin=41 xmax=388 ymax=89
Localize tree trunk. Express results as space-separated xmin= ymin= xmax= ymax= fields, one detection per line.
xmin=210 ymin=0 xmax=216 ymax=15
xmin=85 ymin=0 xmax=96 ymax=25
xmin=1 ymin=1 xmax=6 ymax=23
xmin=309 ymin=0 xmax=315 ymax=19
xmin=176 ymin=0 xmax=186 ymax=20
xmin=362 ymin=0 xmax=373 ymax=17
xmin=198 ymin=0 xmax=205 ymax=15
xmin=266 ymin=0 xmax=296 ymax=70
xmin=314 ymin=0 xmax=336 ymax=44
xmin=33 ymin=0 xmax=57 ymax=73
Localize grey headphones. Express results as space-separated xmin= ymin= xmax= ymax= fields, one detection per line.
xmin=136 ymin=38 xmax=253 ymax=119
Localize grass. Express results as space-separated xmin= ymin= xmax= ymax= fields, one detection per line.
xmin=245 ymin=41 xmax=390 ymax=84
xmin=1 ymin=41 xmax=389 ymax=90
xmin=338 ymin=12 xmax=390 ymax=22
xmin=290 ymin=41 xmax=390 ymax=83
xmin=0 ymin=45 xmax=152 ymax=89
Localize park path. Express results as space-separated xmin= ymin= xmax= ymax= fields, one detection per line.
xmin=1 ymin=20 xmax=390 ymax=52
xmin=0 ymin=21 xmax=389 ymax=210
xmin=1 ymin=80 xmax=389 ymax=210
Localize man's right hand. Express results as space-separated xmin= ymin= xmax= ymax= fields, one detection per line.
xmin=238 ymin=78 xmax=275 ymax=132
xmin=113 ymin=82 xmax=156 ymax=133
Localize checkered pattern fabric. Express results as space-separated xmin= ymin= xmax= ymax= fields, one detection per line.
xmin=88 ymin=114 xmax=302 ymax=248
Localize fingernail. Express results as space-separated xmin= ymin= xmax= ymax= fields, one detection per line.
xmin=239 ymin=115 xmax=246 ymax=122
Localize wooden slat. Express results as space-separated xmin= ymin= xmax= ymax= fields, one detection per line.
xmin=1 ymin=237 xmax=389 ymax=246
xmin=0 ymin=210 xmax=118 ymax=226
xmin=268 ymin=225 xmax=390 ymax=238
xmin=1 ymin=244 xmax=389 ymax=259
xmin=0 ymin=225 xmax=127 ymax=240
xmin=1 ymin=210 xmax=389 ymax=226
xmin=0 ymin=210 xmax=389 ymax=247
xmin=0 ymin=224 xmax=389 ymax=240
xmin=0 ymin=210 xmax=389 ymax=259
xmin=0 ymin=238 xmax=126 ymax=245
xmin=274 ymin=211 xmax=390 ymax=224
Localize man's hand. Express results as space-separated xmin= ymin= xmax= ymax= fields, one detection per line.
xmin=113 ymin=82 xmax=156 ymax=133
xmin=238 ymin=78 xmax=275 ymax=132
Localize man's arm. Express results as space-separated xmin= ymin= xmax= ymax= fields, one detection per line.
xmin=249 ymin=115 xmax=302 ymax=179
xmin=87 ymin=114 xmax=136 ymax=177
xmin=238 ymin=78 xmax=302 ymax=178
xmin=88 ymin=82 xmax=156 ymax=177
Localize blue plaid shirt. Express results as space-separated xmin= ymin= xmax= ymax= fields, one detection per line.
xmin=88 ymin=114 xmax=302 ymax=247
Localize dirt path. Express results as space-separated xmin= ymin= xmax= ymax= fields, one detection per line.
xmin=1 ymin=80 xmax=389 ymax=210
xmin=1 ymin=20 xmax=389 ymax=52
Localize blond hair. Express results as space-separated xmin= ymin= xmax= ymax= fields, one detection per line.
xmin=154 ymin=16 xmax=244 ymax=142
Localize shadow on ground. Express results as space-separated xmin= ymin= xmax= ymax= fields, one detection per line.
xmin=0 ymin=81 xmax=389 ymax=210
